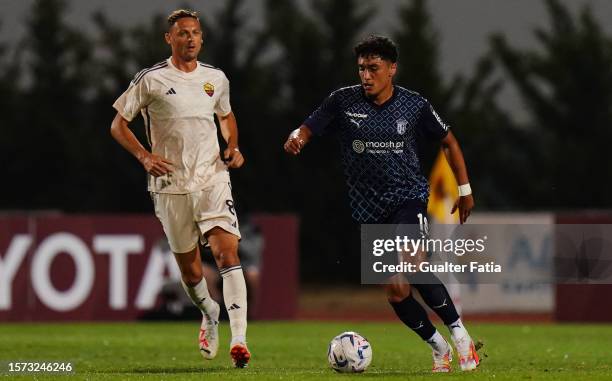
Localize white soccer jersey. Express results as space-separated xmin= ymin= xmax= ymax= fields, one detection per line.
xmin=113 ymin=57 xmax=232 ymax=193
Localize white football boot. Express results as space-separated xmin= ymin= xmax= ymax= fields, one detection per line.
xmin=452 ymin=334 xmax=480 ymax=371
xmin=198 ymin=301 xmax=220 ymax=360
xmin=432 ymin=339 xmax=453 ymax=373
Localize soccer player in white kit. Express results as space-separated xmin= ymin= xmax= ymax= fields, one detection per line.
xmin=110 ymin=9 xmax=250 ymax=368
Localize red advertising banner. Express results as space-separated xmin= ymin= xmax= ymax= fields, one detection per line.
xmin=554 ymin=212 xmax=612 ymax=322
xmin=0 ymin=213 xmax=298 ymax=321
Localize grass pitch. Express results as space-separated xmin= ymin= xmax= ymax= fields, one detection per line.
xmin=0 ymin=321 xmax=611 ymax=380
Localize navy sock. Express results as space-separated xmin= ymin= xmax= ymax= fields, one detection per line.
xmin=389 ymin=294 xmax=436 ymax=341
xmin=408 ymin=272 xmax=460 ymax=325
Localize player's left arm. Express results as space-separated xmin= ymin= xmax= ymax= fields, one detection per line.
xmin=440 ymin=130 xmax=474 ymax=224
xmin=218 ymin=111 xmax=245 ymax=168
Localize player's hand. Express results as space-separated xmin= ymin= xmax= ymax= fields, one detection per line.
xmin=284 ymin=129 xmax=307 ymax=155
xmin=223 ymin=146 xmax=245 ymax=168
xmin=139 ymin=152 xmax=174 ymax=177
xmin=451 ymin=194 xmax=474 ymax=224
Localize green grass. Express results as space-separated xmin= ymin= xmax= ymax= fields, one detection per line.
xmin=0 ymin=322 xmax=611 ymax=380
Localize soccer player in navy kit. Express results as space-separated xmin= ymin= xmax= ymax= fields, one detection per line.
xmin=284 ymin=35 xmax=479 ymax=372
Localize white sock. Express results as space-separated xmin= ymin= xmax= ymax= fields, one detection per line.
xmin=181 ymin=278 xmax=219 ymax=319
xmin=426 ymin=330 xmax=450 ymax=354
xmin=447 ymin=318 xmax=469 ymax=341
xmin=220 ymin=265 xmax=248 ymax=343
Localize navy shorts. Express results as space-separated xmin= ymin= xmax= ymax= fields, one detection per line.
xmin=384 ymin=199 xmax=428 ymax=225
xmin=383 ymin=199 xmax=429 ymax=240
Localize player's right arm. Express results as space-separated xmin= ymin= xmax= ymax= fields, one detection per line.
xmin=110 ymin=113 xmax=174 ymax=177
xmin=283 ymin=90 xmax=340 ymax=155
xmin=284 ymin=125 xmax=313 ymax=155
xmin=111 ymin=72 xmax=173 ymax=177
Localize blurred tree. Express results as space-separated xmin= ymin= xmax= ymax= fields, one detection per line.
xmin=312 ymin=0 xmax=375 ymax=89
xmin=449 ymin=56 xmax=536 ymax=208
xmin=0 ymin=20 xmax=21 ymax=112
xmin=86 ymin=11 xmax=152 ymax=212
xmin=129 ymin=14 xmax=170 ymax=70
xmin=201 ymin=0 xmax=284 ymax=214
xmin=393 ymin=0 xmax=457 ymax=113
xmin=0 ymin=20 xmax=24 ymax=210
xmin=491 ymin=0 xmax=612 ymax=208
xmin=11 ymin=0 xmax=94 ymax=210
xmin=392 ymin=0 xmax=458 ymax=179
xmin=92 ymin=11 xmax=132 ymax=97
xmin=393 ymin=0 xmax=530 ymax=209
xmin=264 ymin=0 xmax=376 ymax=282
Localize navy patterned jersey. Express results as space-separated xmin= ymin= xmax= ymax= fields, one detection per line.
xmin=304 ymin=85 xmax=449 ymax=223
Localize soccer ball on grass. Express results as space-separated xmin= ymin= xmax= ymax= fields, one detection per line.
xmin=327 ymin=331 xmax=372 ymax=373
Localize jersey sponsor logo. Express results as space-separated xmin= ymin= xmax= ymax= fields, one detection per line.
xmin=430 ymin=105 xmax=449 ymax=131
xmin=345 ymin=111 xmax=368 ymax=119
xmin=352 ymin=140 xmax=366 ymax=153
xmin=349 ymin=118 xmax=361 ymax=128
xmin=396 ymin=118 xmax=408 ymax=135
xmin=203 ymin=82 xmax=215 ymax=97
xmin=352 ymin=140 xmax=404 ymax=154
xmin=165 ymin=88 xmax=177 ymax=95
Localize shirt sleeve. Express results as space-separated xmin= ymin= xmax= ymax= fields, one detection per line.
xmin=418 ymin=99 xmax=450 ymax=140
xmin=303 ymin=91 xmax=341 ymax=135
xmin=112 ymin=76 xmax=151 ymax=122
xmin=214 ymin=73 xmax=232 ymax=117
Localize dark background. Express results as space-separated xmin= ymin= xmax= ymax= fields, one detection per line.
xmin=1 ymin=0 xmax=611 ymax=282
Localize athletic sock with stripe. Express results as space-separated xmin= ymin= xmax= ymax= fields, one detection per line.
xmin=220 ymin=265 xmax=248 ymax=344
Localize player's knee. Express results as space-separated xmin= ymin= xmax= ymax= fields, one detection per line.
xmin=385 ymin=283 xmax=411 ymax=303
xmin=176 ymin=259 xmax=204 ymax=287
xmin=182 ymin=269 xmax=203 ymax=287
xmin=211 ymin=244 xmax=240 ymax=268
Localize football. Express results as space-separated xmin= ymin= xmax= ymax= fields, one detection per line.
xmin=327 ymin=331 xmax=372 ymax=373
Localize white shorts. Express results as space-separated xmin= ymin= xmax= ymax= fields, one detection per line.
xmin=151 ymin=181 xmax=241 ymax=253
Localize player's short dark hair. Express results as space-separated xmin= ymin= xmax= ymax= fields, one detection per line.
xmin=354 ymin=35 xmax=398 ymax=63
xmin=167 ymin=9 xmax=199 ymax=29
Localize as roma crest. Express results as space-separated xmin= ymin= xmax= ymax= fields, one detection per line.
xmin=203 ymin=83 xmax=215 ymax=97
